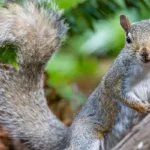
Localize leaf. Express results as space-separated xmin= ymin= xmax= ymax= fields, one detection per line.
xmin=0 ymin=44 xmax=17 ymax=67
xmin=55 ymin=0 xmax=85 ymax=9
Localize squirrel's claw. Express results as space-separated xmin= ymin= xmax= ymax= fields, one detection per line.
xmin=133 ymin=100 xmax=150 ymax=114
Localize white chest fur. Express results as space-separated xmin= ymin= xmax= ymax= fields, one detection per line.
xmin=125 ymin=64 xmax=150 ymax=101
xmin=90 ymin=139 xmax=101 ymax=150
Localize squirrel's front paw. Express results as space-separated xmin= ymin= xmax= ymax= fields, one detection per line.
xmin=132 ymin=100 xmax=150 ymax=113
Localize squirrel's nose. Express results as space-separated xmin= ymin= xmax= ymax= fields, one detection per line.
xmin=141 ymin=51 xmax=149 ymax=58
xmin=140 ymin=51 xmax=150 ymax=63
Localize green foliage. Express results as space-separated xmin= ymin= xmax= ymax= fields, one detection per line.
xmin=0 ymin=44 xmax=17 ymax=67
xmin=0 ymin=0 xmax=6 ymax=7
xmin=46 ymin=53 xmax=98 ymax=86
xmin=64 ymin=0 xmax=122 ymax=34
xmin=56 ymin=84 xmax=86 ymax=109
xmin=56 ymin=0 xmax=86 ymax=9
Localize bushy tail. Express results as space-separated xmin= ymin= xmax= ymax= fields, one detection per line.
xmin=0 ymin=0 xmax=68 ymax=69
xmin=0 ymin=1 xmax=69 ymax=150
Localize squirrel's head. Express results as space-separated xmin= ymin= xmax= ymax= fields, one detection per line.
xmin=120 ymin=15 xmax=150 ymax=65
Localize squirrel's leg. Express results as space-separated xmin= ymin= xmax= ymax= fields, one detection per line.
xmin=118 ymin=94 xmax=150 ymax=113
xmin=67 ymin=118 xmax=106 ymax=150
xmin=115 ymin=81 xmax=150 ymax=113
xmin=103 ymin=75 xmax=150 ymax=113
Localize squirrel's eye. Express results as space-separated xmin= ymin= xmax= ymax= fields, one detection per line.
xmin=126 ymin=36 xmax=132 ymax=44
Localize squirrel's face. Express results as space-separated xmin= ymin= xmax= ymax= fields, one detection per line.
xmin=120 ymin=15 xmax=150 ymax=65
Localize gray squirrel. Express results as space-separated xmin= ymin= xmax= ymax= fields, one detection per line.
xmin=0 ymin=0 xmax=150 ymax=150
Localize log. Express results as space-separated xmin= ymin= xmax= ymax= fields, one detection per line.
xmin=112 ymin=114 xmax=150 ymax=150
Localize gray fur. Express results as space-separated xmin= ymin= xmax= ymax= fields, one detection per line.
xmin=0 ymin=1 xmax=68 ymax=150
xmin=65 ymin=18 xmax=150 ymax=150
xmin=0 ymin=1 xmax=150 ymax=150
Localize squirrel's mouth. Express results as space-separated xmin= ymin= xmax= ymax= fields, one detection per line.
xmin=139 ymin=49 xmax=150 ymax=64
xmin=140 ymin=53 xmax=150 ymax=64
xmin=140 ymin=58 xmax=150 ymax=63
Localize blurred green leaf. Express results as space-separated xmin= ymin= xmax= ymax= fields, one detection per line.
xmin=55 ymin=0 xmax=86 ymax=9
xmin=57 ymin=84 xmax=86 ymax=108
xmin=46 ymin=53 xmax=98 ymax=86
xmin=0 ymin=0 xmax=6 ymax=7
xmin=0 ymin=44 xmax=17 ymax=67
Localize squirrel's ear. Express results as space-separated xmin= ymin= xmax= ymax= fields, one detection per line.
xmin=120 ymin=15 xmax=131 ymax=33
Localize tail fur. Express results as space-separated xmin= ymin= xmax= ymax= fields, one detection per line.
xmin=0 ymin=1 xmax=69 ymax=150
xmin=0 ymin=0 xmax=68 ymax=68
